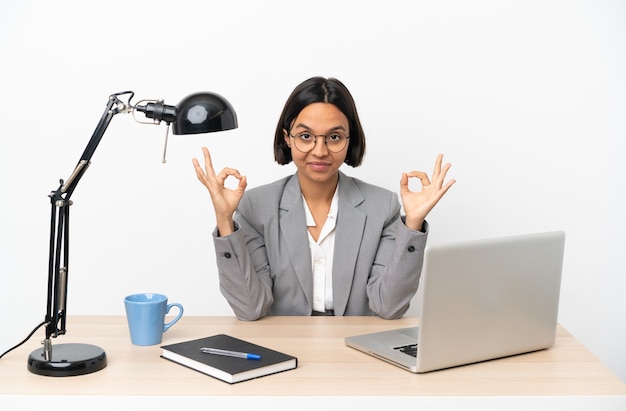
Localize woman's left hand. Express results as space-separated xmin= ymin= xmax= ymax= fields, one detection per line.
xmin=400 ymin=154 xmax=456 ymax=231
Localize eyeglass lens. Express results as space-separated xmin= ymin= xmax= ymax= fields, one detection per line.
xmin=290 ymin=132 xmax=349 ymax=153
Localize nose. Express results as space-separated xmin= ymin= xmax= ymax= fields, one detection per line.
xmin=310 ymin=136 xmax=329 ymax=156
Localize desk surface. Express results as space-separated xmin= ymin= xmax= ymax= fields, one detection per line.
xmin=1 ymin=316 xmax=625 ymax=398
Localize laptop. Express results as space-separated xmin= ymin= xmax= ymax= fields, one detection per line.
xmin=345 ymin=231 xmax=565 ymax=373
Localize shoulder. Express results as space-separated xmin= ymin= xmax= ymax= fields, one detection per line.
xmin=245 ymin=175 xmax=292 ymax=201
xmin=238 ymin=175 xmax=295 ymax=217
xmin=338 ymin=172 xmax=400 ymax=220
xmin=339 ymin=172 xmax=397 ymax=203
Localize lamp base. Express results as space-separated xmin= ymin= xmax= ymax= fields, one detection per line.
xmin=27 ymin=343 xmax=107 ymax=377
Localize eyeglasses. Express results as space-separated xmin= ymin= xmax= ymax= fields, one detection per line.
xmin=288 ymin=131 xmax=350 ymax=153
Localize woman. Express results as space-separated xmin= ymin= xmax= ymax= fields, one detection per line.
xmin=192 ymin=77 xmax=455 ymax=320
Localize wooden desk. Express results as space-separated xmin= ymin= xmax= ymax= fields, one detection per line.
xmin=1 ymin=316 xmax=625 ymax=409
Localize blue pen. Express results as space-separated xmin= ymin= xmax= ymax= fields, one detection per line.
xmin=200 ymin=347 xmax=262 ymax=360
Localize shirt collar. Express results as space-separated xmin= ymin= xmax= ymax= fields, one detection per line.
xmin=303 ymin=183 xmax=339 ymax=227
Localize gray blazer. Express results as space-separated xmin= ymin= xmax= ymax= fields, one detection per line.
xmin=213 ymin=171 xmax=428 ymax=320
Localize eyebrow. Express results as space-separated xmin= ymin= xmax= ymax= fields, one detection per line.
xmin=292 ymin=123 xmax=348 ymax=132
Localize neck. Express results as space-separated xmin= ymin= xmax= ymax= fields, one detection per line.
xmin=298 ymin=173 xmax=338 ymax=204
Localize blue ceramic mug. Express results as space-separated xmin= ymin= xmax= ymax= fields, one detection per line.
xmin=124 ymin=293 xmax=184 ymax=346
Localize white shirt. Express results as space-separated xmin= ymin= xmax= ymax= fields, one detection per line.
xmin=303 ymin=187 xmax=339 ymax=313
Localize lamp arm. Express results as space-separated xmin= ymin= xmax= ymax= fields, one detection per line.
xmin=42 ymin=92 xmax=133 ymax=354
xmin=61 ymin=91 xmax=134 ymax=198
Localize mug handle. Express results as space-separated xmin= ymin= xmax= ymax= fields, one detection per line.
xmin=163 ymin=303 xmax=184 ymax=332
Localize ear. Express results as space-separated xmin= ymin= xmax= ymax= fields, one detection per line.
xmin=283 ymin=129 xmax=291 ymax=147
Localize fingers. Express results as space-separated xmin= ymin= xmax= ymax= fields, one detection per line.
xmin=404 ymin=171 xmax=431 ymax=186
xmin=192 ymin=147 xmax=211 ymax=181
xmin=426 ymin=154 xmax=453 ymax=188
xmin=402 ymin=154 xmax=454 ymax=192
xmin=201 ymin=146 xmax=216 ymax=178
xmin=192 ymin=147 xmax=244 ymax=190
xmin=237 ymin=175 xmax=248 ymax=192
xmin=216 ymin=167 xmax=244 ymax=187
xmin=433 ymin=153 xmax=443 ymax=174
xmin=192 ymin=157 xmax=208 ymax=184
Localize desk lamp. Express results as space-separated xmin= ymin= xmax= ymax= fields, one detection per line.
xmin=26 ymin=90 xmax=237 ymax=377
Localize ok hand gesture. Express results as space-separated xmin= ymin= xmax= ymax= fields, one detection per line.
xmin=192 ymin=146 xmax=247 ymax=236
xmin=400 ymin=154 xmax=456 ymax=231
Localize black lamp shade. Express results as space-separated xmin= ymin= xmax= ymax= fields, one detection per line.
xmin=172 ymin=92 xmax=238 ymax=135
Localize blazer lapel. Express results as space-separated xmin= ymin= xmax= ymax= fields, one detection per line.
xmin=332 ymin=172 xmax=366 ymax=315
xmin=279 ymin=174 xmax=314 ymax=308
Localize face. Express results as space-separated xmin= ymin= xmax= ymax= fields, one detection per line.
xmin=283 ymin=102 xmax=349 ymax=187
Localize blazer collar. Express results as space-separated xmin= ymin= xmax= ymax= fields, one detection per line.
xmin=333 ymin=172 xmax=366 ymax=315
xmin=279 ymin=174 xmax=313 ymax=308
xmin=279 ymin=171 xmax=363 ymax=210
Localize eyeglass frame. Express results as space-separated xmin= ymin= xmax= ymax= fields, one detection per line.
xmin=287 ymin=131 xmax=350 ymax=153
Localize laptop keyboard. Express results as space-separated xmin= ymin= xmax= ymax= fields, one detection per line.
xmin=394 ymin=343 xmax=418 ymax=357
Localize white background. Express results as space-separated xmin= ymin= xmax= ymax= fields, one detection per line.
xmin=1 ymin=0 xmax=624 ymax=383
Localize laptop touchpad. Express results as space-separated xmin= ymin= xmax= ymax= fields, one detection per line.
xmin=397 ymin=327 xmax=419 ymax=339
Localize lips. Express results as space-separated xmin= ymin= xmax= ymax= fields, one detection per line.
xmin=308 ymin=162 xmax=332 ymax=172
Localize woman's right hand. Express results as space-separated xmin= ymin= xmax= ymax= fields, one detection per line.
xmin=192 ymin=146 xmax=247 ymax=236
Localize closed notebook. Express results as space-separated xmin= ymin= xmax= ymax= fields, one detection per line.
xmin=161 ymin=334 xmax=298 ymax=384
